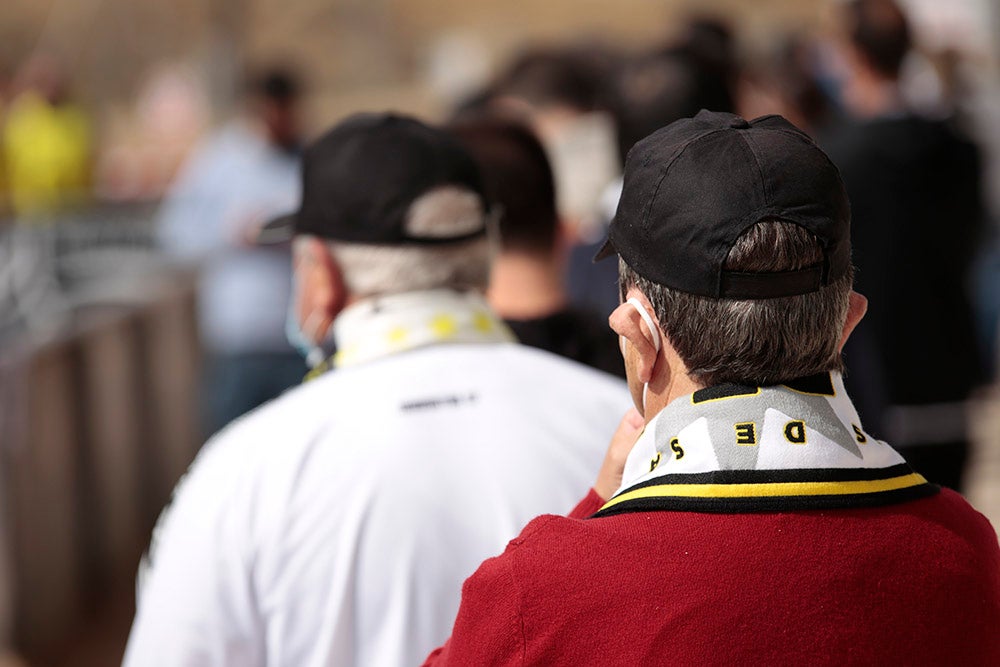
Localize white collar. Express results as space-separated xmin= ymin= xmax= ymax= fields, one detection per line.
xmin=331 ymin=289 xmax=515 ymax=368
xmin=616 ymin=372 xmax=906 ymax=495
xmin=592 ymin=373 xmax=935 ymax=517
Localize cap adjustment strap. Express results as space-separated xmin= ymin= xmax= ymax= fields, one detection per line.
xmin=719 ymin=265 xmax=824 ymax=299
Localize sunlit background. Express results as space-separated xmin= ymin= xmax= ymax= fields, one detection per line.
xmin=1 ymin=0 xmax=999 ymax=664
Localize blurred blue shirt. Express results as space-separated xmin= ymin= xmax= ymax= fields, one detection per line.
xmin=158 ymin=121 xmax=300 ymax=354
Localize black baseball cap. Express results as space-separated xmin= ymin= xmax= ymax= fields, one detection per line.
xmin=596 ymin=110 xmax=851 ymax=299
xmin=259 ymin=112 xmax=490 ymax=245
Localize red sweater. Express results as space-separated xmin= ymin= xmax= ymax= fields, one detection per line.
xmin=425 ymin=488 xmax=1000 ymax=666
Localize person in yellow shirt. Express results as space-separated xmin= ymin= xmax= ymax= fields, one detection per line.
xmin=2 ymin=56 xmax=92 ymax=220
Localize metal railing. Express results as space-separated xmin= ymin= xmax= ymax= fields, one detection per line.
xmin=0 ymin=203 xmax=166 ymax=344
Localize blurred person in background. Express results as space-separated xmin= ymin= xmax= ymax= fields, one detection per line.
xmin=454 ymin=46 xmax=623 ymax=324
xmin=124 ymin=113 xmax=631 ymax=666
xmin=157 ymin=67 xmax=305 ymax=436
xmin=822 ymin=0 xmax=986 ymax=491
xmin=664 ymin=15 xmax=738 ymax=115
xmin=485 ymin=47 xmax=621 ymax=243
xmin=573 ymin=30 xmax=739 ymax=318
xmin=450 ymin=116 xmax=624 ymax=378
xmin=1 ymin=54 xmax=92 ymax=220
xmin=96 ymin=63 xmax=211 ymax=202
xmin=738 ymin=34 xmax=837 ymax=137
xmin=0 ymin=66 xmax=8 ymax=218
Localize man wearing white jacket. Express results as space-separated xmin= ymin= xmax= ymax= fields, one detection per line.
xmin=123 ymin=112 xmax=631 ymax=666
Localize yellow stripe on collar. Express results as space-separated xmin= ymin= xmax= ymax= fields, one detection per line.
xmin=600 ymin=472 xmax=928 ymax=512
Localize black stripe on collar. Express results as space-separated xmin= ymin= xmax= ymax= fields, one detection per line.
xmin=591 ymin=483 xmax=938 ymax=518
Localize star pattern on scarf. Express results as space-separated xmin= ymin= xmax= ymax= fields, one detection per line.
xmin=653 ymin=384 xmax=863 ymax=471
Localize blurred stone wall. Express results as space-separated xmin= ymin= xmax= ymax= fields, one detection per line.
xmin=0 ymin=0 xmax=825 ymax=129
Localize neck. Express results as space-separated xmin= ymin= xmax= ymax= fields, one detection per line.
xmin=487 ymin=251 xmax=567 ymax=320
xmin=844 ymin=70 xmax=904 ymax=119
xmin=643 ymin=371 xmax=703 ymax=424
xmin=330 ymin=288 xmax=514 ymax=368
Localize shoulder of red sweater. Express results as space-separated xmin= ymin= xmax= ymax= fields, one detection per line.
xmin=495 ymin=511 xmax=604 ymax=560
xmin=508 ymin=514 xmax=569 ymax=548
xmin=934 ymin=488 xmax=1000 ymax=535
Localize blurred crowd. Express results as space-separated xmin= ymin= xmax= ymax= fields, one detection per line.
xmin=2 ymin=0 xmax=999 ymax=481
xmin=0 ymin=0 xmax=995 ymax=468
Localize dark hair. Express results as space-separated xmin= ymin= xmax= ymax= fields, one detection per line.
xmin=609 ymin=50 xmax=729 ymax=166
xmin=678 ymin=15 xmax=738 ymax=84
xmin=846 ymin=0 xmax=912 ymax=79
xmin=248 ymin=67 xmax=301 ymax=105
xmin=610 ymin=26 xmax=737 ymax=165
xmin=759 ymin=35 xmax=832 ymax=133
xmin=492 ymin=48 xmax=605 ymax=113
xmin=449 ymin=117 xmax=558 ymax=254
xmin=620 ymin=221 xmax=853 ymax=387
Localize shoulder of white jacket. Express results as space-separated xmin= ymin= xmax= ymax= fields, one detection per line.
xmin=498 ymin=343 xmax=629 ymax=390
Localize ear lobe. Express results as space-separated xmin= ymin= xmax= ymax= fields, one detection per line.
xmin=839 ymin=291 xmax=868 ymax=351
xmin=609 ymin=300 xmax=660 ymax=383
xmin=555 ymin=218 xmax=572 ymax=251
xmin=295 ymin=238 xmax=346 ymax=342
xmin=325 ymin=251 xmax=347 ymax=315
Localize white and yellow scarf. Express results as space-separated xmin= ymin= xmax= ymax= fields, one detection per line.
xmin=329 ymin=288 xmax=515 ymax=370
xmin=597 ymin=373 xmax=935 ymax=517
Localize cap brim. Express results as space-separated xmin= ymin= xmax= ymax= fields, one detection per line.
xmin=255 ymin=213 xmax=297 ymax=245
xmin=593 ymin=236 xmax=618 ymax=263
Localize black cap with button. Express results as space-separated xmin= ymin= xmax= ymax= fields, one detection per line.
xmin=596 ymin=110 xmax=851 ymax=299
xmin=259 ymin=112 xmax=490 ymax=246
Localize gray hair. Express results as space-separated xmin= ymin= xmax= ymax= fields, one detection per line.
xmin=620 ymin=220 xmax=853 ymax=387
xmin=299 ymin=186 xmax=495 ymax=297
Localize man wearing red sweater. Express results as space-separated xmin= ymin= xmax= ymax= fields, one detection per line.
xmin=425 ymin=110 xmax=1000 ymax=665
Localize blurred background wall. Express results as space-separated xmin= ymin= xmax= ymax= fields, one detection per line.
xmin=2 ymin=0 xmax=996 ymax=192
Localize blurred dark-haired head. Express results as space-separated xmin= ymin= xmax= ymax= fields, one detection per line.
xmin=680 ymin=15 xmax=737 ymax=78
xmin=449 ymin=117 xmax=559 ymax=256
xmin=844 ymin=0 xmax=912 ymax=80
xmin=609 ymin=46 xmax=735 ymax=165
xmin=491 ymin=48 xmax=605 ymax=114
xmin=247 ymin=67 xmax=303 ymax=152
xmin=739 ymin=34 xmax=833 ymax=136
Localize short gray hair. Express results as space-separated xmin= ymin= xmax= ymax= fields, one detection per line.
xmin=328 ymin=237 xmax=491 ymax=297
xmin=620 ymin=220 xmax=853 ymax=386
xmin=299 ymin=185 xmax=495 ymax=297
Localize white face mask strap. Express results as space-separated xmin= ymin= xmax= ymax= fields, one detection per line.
xmin=302 ymin=310 xmax=328 ymax=368
xmin=302 ymin=310 xmax=326 ymax=344
xmin=620 ymin=297 xmax=661 ymax=416
xmin=626 ymin=297 xmax=661 ymax=353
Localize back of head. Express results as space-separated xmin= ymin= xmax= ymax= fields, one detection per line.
xmin=610 ymin=50 xmax=727 ymax=166
xmin=280 ymin=113 xmax=493 ymax=298
xmin=844 ymin=0 xmax=912 ymax=80
xmin=492 ymin=48 xmax=604 ymax=113
xmin=449 ymin=117 xmax=558 ymax=255
xmin=620 ymin=222 xmax=852 ymax=386
xmin=681 ymin=15 xmax=737 ymax=71
xmin=247 ymin=66 xmax=303 ymax=149
xmin=675 ymin=14 xmax=738 ymax=109
xmin=249 ymin=67 xmax=301 ymax=106
xmin=602 ymin=110 xmax=853 ymax=387
xmin=611 ymin=16 xmax=737 ymax=165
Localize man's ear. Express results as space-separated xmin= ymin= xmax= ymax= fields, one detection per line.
xmin=609 ymin=292 xmax=661 ymax=383
xmin=294 ymin=237 xmax=347 ymax=343
xmin=838 ymin=291 xmax=868 ymax=351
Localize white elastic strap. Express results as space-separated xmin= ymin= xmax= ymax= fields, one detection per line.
xmin=626 ymin=297 xmax=660 ymax=352
xmin=303 ymin=311 xmax=327 ymax=368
